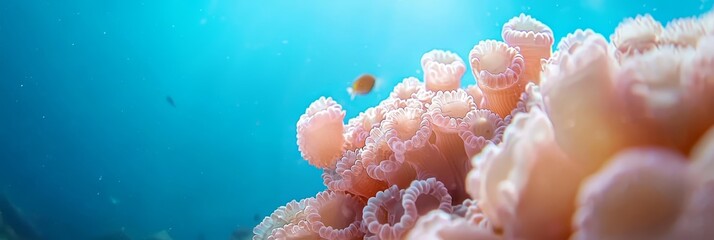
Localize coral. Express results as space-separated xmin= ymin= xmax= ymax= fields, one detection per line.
xmin=362 ymin=178 xmax=452 ymax=240
xmin=257 ymin=9 xmax=714 ymax=240
xmin=305 ymin=191 xmax=365 ymax=240
xmin=253 ymin=198 xmax=310 ymax=240
xmin=610 ymin=14 xmax=663 ymax=62
xmin=297 ymin=97 xmax=346 ymax=169
xmin=469 ymin=40 xmax=525 ymax=118
xmin=501 ymin=13 xmax=554 ymax=85
xmin=421 ymin=50 xmax=467 ymax=92
xmin=404 ymin=210 xmax=501 ymax=240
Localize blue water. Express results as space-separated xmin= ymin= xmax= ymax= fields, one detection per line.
xmin=0 ymin=1 xmax=710 ymax=239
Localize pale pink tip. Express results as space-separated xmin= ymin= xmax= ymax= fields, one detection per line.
xmin=270 ymin=221 xmax=319 ymax=240
xmin=610 ymin=14 xmax=663 ymax=62
xmin=617 ymin=45 xmax=708 ymax=152
xmin=382 ymin=107 xmax=431 ymax=158
xmin=297 ymin=97 xmax=346 ymax=169
xmin=322 ymin=149 xmax=388 ymax=199
xmin=501 ymin=13 xmax=555 ymax=48
xmin=542 ymin=29 xmax=598 ymax=77
xmin=421 ymin=50 xmax=467 ymax=92
xmin=469 ymin=40 xmax=525 ymax=118
xmin=344 ymin=106 xmax=388 ymax=150
xmin=702 ymin=9 xmax=714 ymax=34
xmin=381 ymin=106 xmax=465 ymax=200
xmin=405 ymin=210 xmax=501 ymax=240
xmin=253 ymin=198 xmax=311 ymax=240
xmin=362 ymin=127 xmax=391 ymax=174
xmin=458 ymin=109 xmax=505 ymax=159
xmin=427 ymin=89 xmax=477 ymax=132
xmin=402 ymin=178 xmax=453 ymax=219
xmin=660 ymin=17 xmax=706 ymax=47
xmin=454 ymin=199 xmax=493 ymax=230
xmin=389 ymin=77 xmax=425 ymax=100
xmin=305 ymin=190 xmax=366 ymax=240
xmin=465 ymin=84 xmax=485 ymax=109
xmin=385 ymin=77 xmax=434 ymax=105
xmin=501 ymin=13 xmax=554 ymax=84
xmin=363 ymin=127 xmax=417 ymax=189
xmin=573 ymin=148 xmax=691 ymax=240
xmin=361 ymin=185 xmax=404 ymax=240
xmin=362 ymin=178 xmax=453 ymax=240
xmin=380 ymin=98 xmax=424 ymax=112
xmin=541 ymin=32 xmax=631 ymax=170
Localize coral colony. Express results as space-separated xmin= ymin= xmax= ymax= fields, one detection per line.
xmin=255 ymin=10 xmax=714 ymax=240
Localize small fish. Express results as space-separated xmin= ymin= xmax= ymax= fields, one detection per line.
xmin=166 ymin=95 xmax=176 ymax=107
xmin=347 ymin=74 xmax=376 ymax=100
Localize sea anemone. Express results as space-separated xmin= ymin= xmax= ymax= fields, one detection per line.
xmin=253 ymin=198 xmax=311 ymax=240
xmin=610 ymin=14 xmax=663 ymax=62
xmin=322 ymin=149 xmax=388 ymax=200
xmin=501 ymin=13 xmax=554 ymax=85
xmin=362 ymin=178 xmax=452 ymax=240
xmin=469 ymin=40 xmax=525 ymax=118
xmin=297 ymin=97 xmax=346 ymax=169
xmin=305 ymin=190 xmax=365 ymax=240
xmin=344 ymin=106 xmax=389 ymax=150
xmin=421 ymin=50 xmax=467 ymax=92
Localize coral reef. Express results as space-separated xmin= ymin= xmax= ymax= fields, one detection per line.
xmin=256 ymin=10 xmax=714 ymax=240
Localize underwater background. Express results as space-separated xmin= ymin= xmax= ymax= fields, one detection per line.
xmin=0 ymin=0 xmax=711 ymax=239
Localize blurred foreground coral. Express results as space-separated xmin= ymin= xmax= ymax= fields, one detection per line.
xmin=254 ymin=10 xmax=714 ymax=240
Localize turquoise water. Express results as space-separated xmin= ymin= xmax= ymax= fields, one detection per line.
xmin=0 ymin=1 xmax=710 ymax=239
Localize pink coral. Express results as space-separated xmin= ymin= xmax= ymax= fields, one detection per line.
xmin=572 ymin=148 xmax=691 ymax=240
xmin=540 ymin=32 xmax=635 ymax=171
xmin=660 ymin=17 xmax=706 ymax=47
xmin=253 ymin=198 xmax=311 ymax=240
xmin=297 ymin=97 xmax=346 ymax=169
xmin=362 ymin=127 xmax=418 ymax=189
xmin=612 ymin=34 xmax=714 ymax=154
xmin=344 ymin=106 xmax=388 ymax=150
xmin=322 ymin=149 xmax=388 ymax=200
xmin=451 ymin=199 xmax=493 ymax=230
xmin=458 ymin=109 xmax=505 ymax=159
xmin=541 ymin=29 xmax=598 ymax=74
xmin=616 ymin=45 xmax=708 ymax=153
xmin=405 ymin=210 xmax=501 ymax=240
xmin=421 ymin=50 xmax=467 ymax=92
xmin=466 ymin=107 xmax=583 ymax=238
xmin=269 ymin=221 xmax=318 ymax=240
xmin=388 ymin=77 xmax=424 ymax=101
xmin=425 ymin=89 xmax=477 ymax=202
xmin=305 ymin=190 xmax=365 ymax=240
xmin=362 ymin=178 xmax=452 ymax=240
xmin=262 ymin=10 xmax=714 ymax=240
xmin=501 ymin=13 xmax=554 ymax=85
xmin=464 ymin=84 xmax=485 ymax=108
xmin=469 ymin=40 xmax=526 ymax=118
xmin=610 ymin=14 xmax=663 ymax=62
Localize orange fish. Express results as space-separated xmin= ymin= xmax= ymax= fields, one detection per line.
xmin=347 ymin=74 xmax=376 ymax=100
